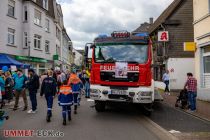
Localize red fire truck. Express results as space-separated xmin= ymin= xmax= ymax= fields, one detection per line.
xmin=84 ymin=31 xmax=155 ymax=114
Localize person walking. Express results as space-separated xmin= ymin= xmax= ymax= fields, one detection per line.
xmin=82 ymin=70 xmax=90 ymax=98
xmin=13 ymin=69 xmax=28 ymax=111
xmin=68 ymin=70 xmax=82 ymax=114
xmin=27 ymin=69 xmax=40 ymax=114
xmin=4 ymin=71 xmax=14 ymax=104
xmin=184 ymin=73 xmax=197 ymax=112
xmin=58 ymin=80 xmax=73 ymax=125
xmin=162 ymin=70 xmax=170 ymax=95
xmin=0 ymin=70 xmax=5 ymax=109
xmin=40 ymin=70 xmax=57 ymax=122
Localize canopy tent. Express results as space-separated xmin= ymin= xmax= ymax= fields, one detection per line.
xmin=0 ymin=54 xmax=30 ymax=69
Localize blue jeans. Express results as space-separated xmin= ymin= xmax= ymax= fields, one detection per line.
xmin=188 ymin=91 xmax=196 ymax=111
xmin=29 ymin=90 xmax=37 ymax=111
xmin=164 ymin=80 xmax=170 ymax=92
xmin=85 ymin=81 xmax=90 ymax=97
xmin=45 ymin=96 xmax=53 ymax=116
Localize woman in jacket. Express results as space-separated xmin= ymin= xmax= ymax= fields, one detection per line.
xmin=4 ymin=71 xmax=14 ymax=103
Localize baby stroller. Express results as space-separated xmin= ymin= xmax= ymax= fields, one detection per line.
xmin=0 ymin=110 xmax=9 ymax=127
xmin=175 ymin=89 xmax=188 ymax=109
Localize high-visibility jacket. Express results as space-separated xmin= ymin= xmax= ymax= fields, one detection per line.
xmin=58 ymin=85 xmax=73 ymax=106
xmin=67 ymin=74 xmax=82 ymax=94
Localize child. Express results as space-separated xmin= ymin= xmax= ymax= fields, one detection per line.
xmin=68 ymin=70 xmax=82 ymax=114
xmin=58 ymin=80 xmax=73 ymax=125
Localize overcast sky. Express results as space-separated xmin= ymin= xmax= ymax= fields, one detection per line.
xmin=57 ymin=0 xmax=174 ymax=50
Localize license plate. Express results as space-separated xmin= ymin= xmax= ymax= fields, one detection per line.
xmin=111 ymin=90 xmax=127 ymax=95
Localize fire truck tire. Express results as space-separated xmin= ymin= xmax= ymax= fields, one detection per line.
xmin=95 ymin=101 xmax=106 ymax=112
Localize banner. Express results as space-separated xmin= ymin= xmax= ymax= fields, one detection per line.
xmin=115 ymin=62 xmax=128 ymax=78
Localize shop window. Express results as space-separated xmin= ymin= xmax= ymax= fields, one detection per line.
xmin=203 ymin=45 xmax=210 ymax=88
xmin=204 ymin=56 xmax=210 ymax=73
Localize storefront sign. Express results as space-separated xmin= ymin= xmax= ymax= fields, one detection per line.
xmin=15 ymin=56 xmax=47 ymax=63
xmin=158 ymin=31 xmax=169 ymax=42
xmin=183 ymin=42 xmax=196 ymax=51
xmin=53 ymin=55 xmax=59 ymax=60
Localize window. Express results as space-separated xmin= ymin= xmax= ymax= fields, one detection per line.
xmin=157 ymin=45 xmax=163 ymax=56
xmin=24 ymin=32 xmax=28 ymax=48
xmin=43 ymin=0 xmax=48 ymax=10
xmin=45 ymin=19 xmax=50 ymax=32
xmin=34 ymin=9 xmax=41 ymax=25
xmin=204 ymin=56 xmax=210 ymax=73
xmin=202 ymin=46 xmax=210 ymax=88
xmin=8 ymin=28 xmax=15 ymax=45
xmin=8 ymin=0 xmax=15 ymax=17
xmin=34 ymin=34 xmax=41 ymax=49
xmin=45 ymin=40 xmax=50 ymax=53
xmin=56 ymin=45 xmax=61 ymax=56
xmin=56 ymin=27 xmax=61 ymax=40
xmin=24 ymin=6 xmax=27 ymax=21
xmin=209 ymin=0 xmax=210 ymax=13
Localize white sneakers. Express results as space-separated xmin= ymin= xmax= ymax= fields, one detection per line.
xmin=27 ymin=109 xmax=37 ymax=114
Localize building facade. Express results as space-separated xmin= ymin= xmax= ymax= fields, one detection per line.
xmin=62 ymin=28 xmax=72 ymax=71
xmin=72 ymin=49 xmax=83 ymax=67
xmin=149 ymin=0 xmax=195 ymax=90
xmin=193 ymin=0 xmax=210 ymax=101
xmin=0 ymin=0 xmax=73 ymax=75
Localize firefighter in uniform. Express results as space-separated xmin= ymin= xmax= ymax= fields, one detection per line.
xmin=68 ymin=70 xmax=82 ymax=114
xmin=40 ymin=70 xmax=57 ymax=122
xmin=58 ymin=80 xmax=73 ymax=125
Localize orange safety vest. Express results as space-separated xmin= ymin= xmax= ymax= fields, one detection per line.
xmin=67 ymin=74 xmax=81 ymax=85
xmin=59 ymin=85 xmax=72 ymax=95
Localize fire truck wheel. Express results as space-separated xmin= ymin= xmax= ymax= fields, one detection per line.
xmin=95 ymin=101 xmax=106 ymax=112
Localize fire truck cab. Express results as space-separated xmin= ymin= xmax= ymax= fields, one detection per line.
xmin=84 ymin=31 xmax=155 ymax=114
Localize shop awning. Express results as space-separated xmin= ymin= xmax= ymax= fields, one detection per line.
xmin=0 ymin=54 xmax=30 ymax=69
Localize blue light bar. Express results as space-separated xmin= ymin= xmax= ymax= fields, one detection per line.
xmin=135 ymin=32 xmax=149 ymax=37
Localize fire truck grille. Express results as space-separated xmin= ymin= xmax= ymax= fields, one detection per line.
xmin=100 ymin=72 xmax=139 ymax=82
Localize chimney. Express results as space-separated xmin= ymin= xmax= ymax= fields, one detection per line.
xmin=149 ymin=17 xmax=153 ymax=24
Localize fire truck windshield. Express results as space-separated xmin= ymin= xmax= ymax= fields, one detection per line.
xmin=94 ymin=43 xmax=148 ymax=64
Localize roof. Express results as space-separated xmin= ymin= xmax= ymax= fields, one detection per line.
xmin=132 ymin=22 xmax=151 ymax=33
xmin=149 ymin=0 xmax=182 ymax=33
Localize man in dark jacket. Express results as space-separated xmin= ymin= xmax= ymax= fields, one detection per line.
xmin=27 ymin=69 xmax=39 ymax=114
xmin=40 ymin=70 xmax=57 ymax=122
